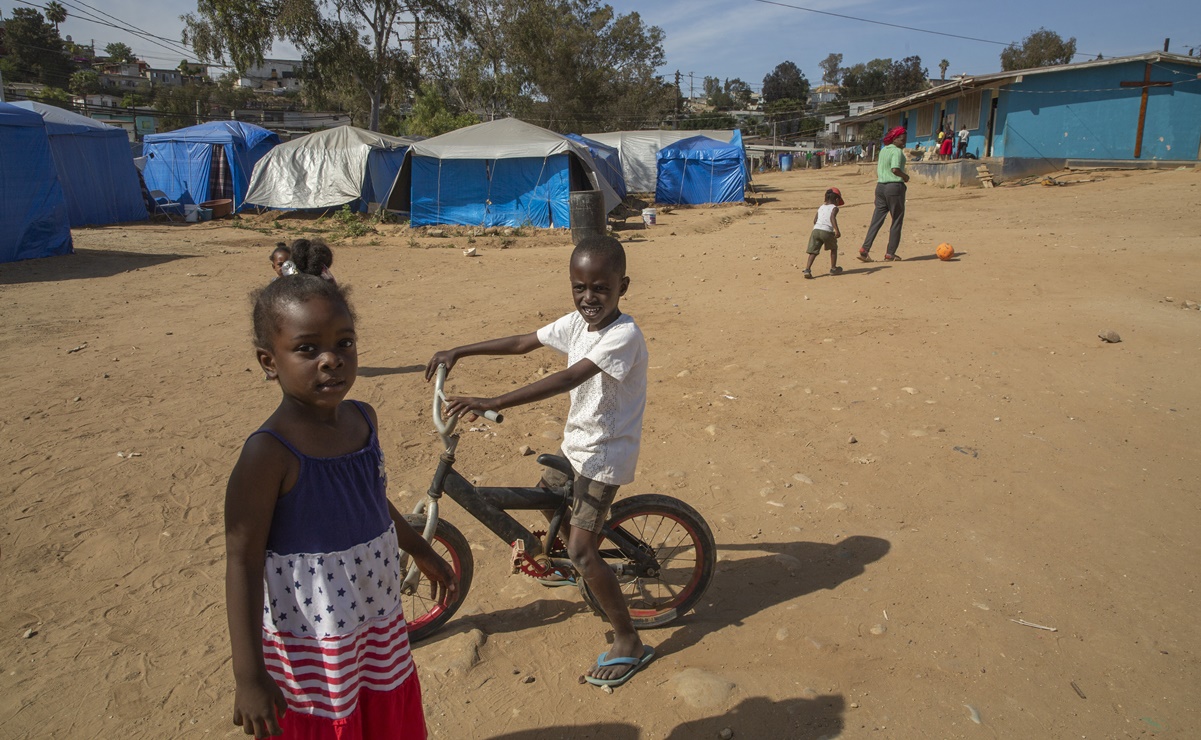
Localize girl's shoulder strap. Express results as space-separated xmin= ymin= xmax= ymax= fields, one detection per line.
xmin=350 ymin=400 xmax=376 ymax=437
xmin=248 ymin=428 xmax=304 ymax=460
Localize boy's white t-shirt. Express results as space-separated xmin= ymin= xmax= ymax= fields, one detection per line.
xmin=536 ymin=311 xmax=647 ymax=485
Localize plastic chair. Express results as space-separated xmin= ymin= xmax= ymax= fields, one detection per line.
xmin=149 ymin=190 xmax=183 ymax=221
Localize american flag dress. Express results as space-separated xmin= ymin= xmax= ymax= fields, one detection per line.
xmin=253 ymin=401 xmax=426 ymax=739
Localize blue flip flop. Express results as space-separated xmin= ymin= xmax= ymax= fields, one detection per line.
xmin=584 ymin=645 xmax=655 ymax=688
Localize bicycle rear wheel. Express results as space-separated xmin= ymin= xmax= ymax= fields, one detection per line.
xmin=579 ymin=494 xmax=716 ymax=628
xmin=402 ymin=515 xmax=474 ymax=643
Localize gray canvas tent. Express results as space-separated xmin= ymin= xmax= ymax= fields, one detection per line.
xmin=245 ymin=126 xmax=422 ymax=211
xmin=384 ymin=118 xmax=620 ymax=228
xmin=582 ymin=129 xmax=738 ymax=193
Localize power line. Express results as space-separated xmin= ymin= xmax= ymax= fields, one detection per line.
xmin=746 ymin=0 xmax=1106 ymax=59
xmin=11 ymin=0 xmax=208 ymax=64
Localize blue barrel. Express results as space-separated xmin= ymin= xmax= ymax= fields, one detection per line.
xmin=779 ymin=154 xmax=794 ymax=171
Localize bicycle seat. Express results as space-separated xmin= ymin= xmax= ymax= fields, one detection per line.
xmin=536 ymin=454 xmax=574 ymax=479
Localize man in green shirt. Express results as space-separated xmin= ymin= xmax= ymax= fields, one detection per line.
xmin=859 ymin=125 xmax=910 ymax=262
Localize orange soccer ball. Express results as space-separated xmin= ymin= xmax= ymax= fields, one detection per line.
xmin=936 ymin=242 xmax=955 ymax=261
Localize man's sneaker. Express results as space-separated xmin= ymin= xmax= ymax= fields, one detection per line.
xmin=802 ymin=269 xmax=813 ymax=279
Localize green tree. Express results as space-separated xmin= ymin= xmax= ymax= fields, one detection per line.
xmin=839 ymin=58 xmax=890 ymax=100
xmin=938 ymin=58 xmax=950 ymax=79
xmin=184 ymin=0 xmax=469 ymax=132
xmin=44 ymin=1 xmax=67 ymax=32
xmin=762 ymin=60 xmax=809 ymax=103
xmin=819 ymin=52 xmax=842 ymax=86
xmin=69 ymin=69 xmax=101 ymax=96
xmin=37 ymin=87 xmax=73 ymax=104
xmin=859 ymin=119 xmax=884 ymax=144
xmin=426 ymin=0 xmax=520 ymax=122
xmin=1001 ymin=28 xmax=1077 ymax=71
xmin=401 ymin=83 xmax=479 ymax=136
xmin=725 ymin=78 xmax=753 ymax=109
xmin=839 ymin=56 xmax=927 ymax=101
xmin=104 ymin=42 xmax=135 ymax=63
xmin=886 ymin=56 xmax=928 ymax=95
xmin=429 ymin=0 xmax=671 ymax=132
xmin=503 ymin=1 xmax=671 ymax=131
xmin=1 ymin=9 xmax=72 ymax=87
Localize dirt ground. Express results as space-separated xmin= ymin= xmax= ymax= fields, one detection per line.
xmin=2 ymin=164 xmax=1200 ymax=740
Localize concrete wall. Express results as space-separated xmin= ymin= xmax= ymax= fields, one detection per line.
xmin=997 ymin=61 xmax=1201 ymax=161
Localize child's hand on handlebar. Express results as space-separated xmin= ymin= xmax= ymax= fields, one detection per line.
xmin=443 ymin=395 xmax=500 ymax=422
xmin=424 ymin=350 xmax=459 ymax=381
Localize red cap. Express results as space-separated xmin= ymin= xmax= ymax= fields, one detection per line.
xmin=828 ymin=187 xmax=845 ymax=206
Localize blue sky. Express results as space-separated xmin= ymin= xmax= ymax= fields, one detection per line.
xmin=4 ymin=0 xmax=1199 ymax=85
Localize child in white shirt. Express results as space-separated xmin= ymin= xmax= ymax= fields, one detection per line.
xmin=804 ymin=187 xmax=844 ymax=279
xmin=426 ymin=235 xmax=652 ymax=688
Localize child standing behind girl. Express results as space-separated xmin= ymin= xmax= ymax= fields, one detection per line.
xmin=804 ymin=188 xmax=845 ymax=279
xmin=225 ymin=275 xmax=456 ymax=739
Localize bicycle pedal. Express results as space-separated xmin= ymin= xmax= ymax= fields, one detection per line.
xmin=510 ymin=539 xmax=525 ymax=575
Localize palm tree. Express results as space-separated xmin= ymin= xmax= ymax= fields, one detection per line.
xmin=45 ymin=1 xmax=67 ymax=32
xmin=938 ymin=59 xmax=950 ymax=80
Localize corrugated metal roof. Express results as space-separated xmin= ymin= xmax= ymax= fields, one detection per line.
xmin=857 ymin=52 xmax=1201 ymax=118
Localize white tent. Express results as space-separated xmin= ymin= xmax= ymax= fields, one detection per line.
xmin=246 ymin=126 xmax=421 ymax=211
xmin=582 ymin=130 xmax=738 ymax=193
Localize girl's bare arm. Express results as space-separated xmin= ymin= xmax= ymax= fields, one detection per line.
xmin=225 ymin=436 xmax=292 ymax=738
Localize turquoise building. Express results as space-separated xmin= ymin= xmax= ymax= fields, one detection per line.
xmin=842 ymin=52 xmax=1201 ymax=179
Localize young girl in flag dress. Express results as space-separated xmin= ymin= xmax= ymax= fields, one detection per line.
xmin=225 ymin=274 xmax=457 ymax=739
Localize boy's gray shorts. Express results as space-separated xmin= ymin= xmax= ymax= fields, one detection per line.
xmin=541 ymin=465 xmax=620 ymax=534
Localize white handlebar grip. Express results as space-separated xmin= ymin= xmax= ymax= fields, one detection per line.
xmin=481 ymin=410 xmax=504 ymax=423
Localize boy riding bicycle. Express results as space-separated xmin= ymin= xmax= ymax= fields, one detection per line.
xmin=425 ymin=235 xmax=652 ymax=688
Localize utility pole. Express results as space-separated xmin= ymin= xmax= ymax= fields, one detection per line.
xmin=673 ymin=70 xmax=680 ymax=130
xmin=688 ymin=72 xmax=694 ymax=108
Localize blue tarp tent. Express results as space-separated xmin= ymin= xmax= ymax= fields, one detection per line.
xmin=566 ymin=134 xmax=627 ymax=200
xmin=0 ymin=102 xmax=73 ymax=263
xmin=142 ymin=121 xmax=279 ymax=212
xmin=13 ymin=101 xmax=148 ymax=227
xmin=654 ymin=131 xmax=747 ymax=205
xmin=384 ymin=118 xmax=621 ymax=228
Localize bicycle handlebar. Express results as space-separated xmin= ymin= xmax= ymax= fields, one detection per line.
xmin=432 ymin=364 xmax=503 ymax=439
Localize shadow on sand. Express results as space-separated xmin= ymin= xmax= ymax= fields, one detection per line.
xmin=0 ymin=248 xmax=197 ymax=285
xmin=358 ymin=365 xmax=425 ymax=378
xmin=651 ymin=535 xmax=891 ymax=658
xmin=899 ymin=250 xmax=968 ymax=262
xmin=484 ymin=694 xmax=845 ymax=740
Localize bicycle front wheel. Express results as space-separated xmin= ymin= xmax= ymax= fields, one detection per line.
xmin=580 ymin=494 xmax=716 ymax=628
xmin=402 ymin=515 xmax=474 ymax=643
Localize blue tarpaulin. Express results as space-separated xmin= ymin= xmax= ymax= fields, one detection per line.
xmin=13 ymin=101 xmax=148 ymax=227
xmin=0 ymin=102 xmax=73 ymax=263
xmin=566 ymin=134 xmax=627 ymax=200
xmin=384 ymin=118 xmax=621 ymax=228
xmin=654 ymin=132 xmax=747 ymax=205
xmin=142 ymin=121 xmax=279 ymax=211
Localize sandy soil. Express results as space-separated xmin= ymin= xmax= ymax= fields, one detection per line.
xmin=2 ymin=165 xmax=1200 ymax=740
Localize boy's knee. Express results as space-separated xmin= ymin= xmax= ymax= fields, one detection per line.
xmin=567 ymin=536 xmax=600 ymax=570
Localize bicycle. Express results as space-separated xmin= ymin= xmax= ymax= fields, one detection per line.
xmin=396 ymin=365 xmax=717 ymax=643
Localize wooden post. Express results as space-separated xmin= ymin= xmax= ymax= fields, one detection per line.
xmin=1120 ymin=63 xmax=1172 ymax=158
